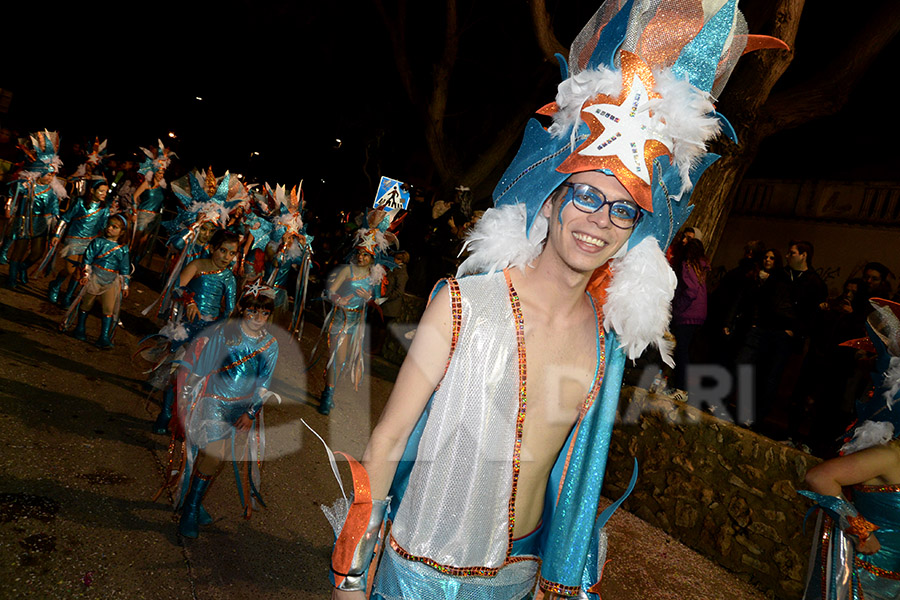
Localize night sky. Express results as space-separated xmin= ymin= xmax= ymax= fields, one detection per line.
xmin=3 ymin=1 xmax=898 ymax=208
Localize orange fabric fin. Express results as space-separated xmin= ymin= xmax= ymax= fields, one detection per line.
xmin=742 ymin=34 xmax=790 ymax=55
xmin=330 ymin=451 xmax=373 ymax=588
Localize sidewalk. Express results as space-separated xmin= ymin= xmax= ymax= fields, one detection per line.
xmin=0 ymin=269 xmax=767 ymax=600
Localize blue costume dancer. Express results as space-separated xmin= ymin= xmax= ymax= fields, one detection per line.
xmin=318 ymin=209 xmax=393 ymax=415
xmin=131 ymin=140 xmax=176 ymax=264
xmin=264 ymin=182 xmax=313 ymax=333
xmin=144 ymin=166 xmax=245 ymax=319
xmin=61 ymin=214 xmax=131 ymax=349
xmin=317 ymin=1 xmax=787 ymax=597
xmin=166 ymin=282 xmax=280 ymax=539
xmin=46 ymin=180 xmax=110 ymax=305
xmin=150 ymin=229 xmax=239 ymax=434
xmin=5 ymin=130 xmax=67 ymax=289
xmin=800 ymin=298 xmax=900 ymax=600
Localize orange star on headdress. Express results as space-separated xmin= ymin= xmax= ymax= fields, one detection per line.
xmin=556 ymin=52 xmax=673 ymax=212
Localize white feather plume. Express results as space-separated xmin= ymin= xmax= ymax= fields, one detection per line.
xmin=50 ymin=175 xmax=68 ymax=199
xmin=883 ymin=356 xmax=900 ymax=408
xmin=603 ymin=237 xmax=677 ymax=365
xmin=840 ymin=420 xmax=895 ymax=455
xmin=456 ymin=204 xmax=548 ymax=277
xmin=548 ymin=66 xmax=622 ymax=143
xmin=647 ymin=70 xmax=720 ymax=197
xmin=368 ymin=264 xmax=387 ymax=287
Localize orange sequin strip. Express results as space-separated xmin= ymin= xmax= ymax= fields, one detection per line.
xmin=853 ymin=482 xmax=900 ymax=493
xmin=388 ymin=536 xmax=537 ymax=578
xmin=538 ymin=577 xmax=581 ymax=596
xmin=432 ymin=278 xmax=462 ymax=393
xmin=215 ymin=337 xmax=275 ymax=374
xmin=504 ymin=269 xmax=528 ymax=554
xmin=855 ymin=556 xmax=900 ymax=580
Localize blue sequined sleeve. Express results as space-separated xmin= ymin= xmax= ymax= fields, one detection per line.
xmin=222 ymin=272 xmax=237 ymax=317
xmin=82 ymin=238 xmax=101 ymax=266
xmin=250 ymin=338 xmax=279 ymax=415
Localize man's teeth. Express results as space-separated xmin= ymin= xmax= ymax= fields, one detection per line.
xmin=573 ymin=232 xmax=607 ymax=247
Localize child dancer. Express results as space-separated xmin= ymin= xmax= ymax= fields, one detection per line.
xmin=171 ymin=282 xmax=279 ymax=538
xmin=61 ymin=213 xmax=131 ymax=349
xmin=46 ymin=180 xmax=110 ymax=305
xmin=151 ymin=229 xmax=239 ymax=434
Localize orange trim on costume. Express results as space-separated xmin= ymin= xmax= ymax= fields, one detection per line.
xmin=330 ymin=451 xmax=373 ymax=587
xmin=742 ymin=35 xmax=790 ymax=55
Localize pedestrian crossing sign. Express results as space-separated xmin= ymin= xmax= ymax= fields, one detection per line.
xmin=374 ymin=177 xmax=410 ymax=211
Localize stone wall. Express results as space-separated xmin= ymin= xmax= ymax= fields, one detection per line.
xmin=602 ymin=387 xmax=821 ymax=599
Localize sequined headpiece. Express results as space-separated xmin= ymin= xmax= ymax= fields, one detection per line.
xmin=73 ymin=138 xmax=113 ymax=178
xmin=19 ymin=130 xmax=62 ymax=175
xmin=137 ymin=139 xmax=177 ymax=181
xmin=242 ymin=279 xmax=278 ymax=300
xmin=459 ymin=0 xmax=786 ymax=364
xmin=354 ymin=207 xmax=399 ymax=259
xmin=167 ymin=167 xmax=248 ymax=233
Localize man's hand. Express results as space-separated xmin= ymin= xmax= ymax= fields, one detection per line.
xmin=235 ymin=414 xmax=254 ymax=432
xmin=355 ymin=288 xmax=372 ymax=300
xmin=123 ymin=287 xmax=130 ymax=299
xmin=185 ymin=302 xmax=200 ymax=322
xmin=332 ymin=589 xmax=365 ymax=600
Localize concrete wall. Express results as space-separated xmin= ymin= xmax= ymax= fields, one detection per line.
xmin=603 ymin=387 xmax=821 ymax=600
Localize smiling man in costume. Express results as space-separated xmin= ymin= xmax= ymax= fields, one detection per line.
xmin=319 ymin=1 xmax=787 ymax=597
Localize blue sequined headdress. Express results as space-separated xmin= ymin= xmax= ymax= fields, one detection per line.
xmin=137 ymin=139 xmax=177 ymax=188
xmin=458 ymin=0 xmax=786 ymax=364
xmin=73 ymin=138 xmax=114 ymax=179
xmin=19 ymin=130 xmax=62 ymax=176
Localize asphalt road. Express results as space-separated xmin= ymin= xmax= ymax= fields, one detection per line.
xmin=0 ymin=266 xmax=768 ymax=600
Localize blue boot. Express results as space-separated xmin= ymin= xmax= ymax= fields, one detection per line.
xmin=317 ymin=386 xmax=335 ymax=415
xmin=5 ymin=262 xmax=18 ymax=289
xmin=47 ymin=276 xmax=64 ymax=303
xmin=17 ymin=262 xmax=28 ymax=284
xmin=152 ymin=386 xmax=175 ymax=434
xmin=72 ymin=310 xmax=89 ymax=341
xmin=96 ymin=315 xmax=115 ymax=349
xmin=179 ymin=472 xmax=212 ymax=538
xmin=59 ymin=280 xmax=79 ymax=307
xmin=0 ymin=240 xmax=9 ymax=265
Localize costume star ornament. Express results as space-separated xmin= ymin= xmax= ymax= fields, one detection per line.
xmin=558 ymin=53 xmax=674 ymax=212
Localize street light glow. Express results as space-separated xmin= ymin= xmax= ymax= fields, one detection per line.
xmin=195 ymin=96 xmax=203 ymax=101
xmin=168 ymin=132 xmax=176 ymax=138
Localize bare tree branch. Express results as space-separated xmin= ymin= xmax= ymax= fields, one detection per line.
xmin=529 ymin=0 xmax=566 ymax=61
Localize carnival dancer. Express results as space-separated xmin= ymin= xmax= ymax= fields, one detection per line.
xmin=166 ymin=281 xmax=279 ymax=538
xmin=130 ymin=140 xmax=176 ymax=264
xmin=150 ymin=229 xmax=239 ymax=434
xmin=45 ymin=180 xmax=110 ymax=305
xmin=318 ymin=209 xmax=392 ymax=415
xmin=66 ymin=138 xmax=112 ymax=205
xmin=144 ymin=167 xmax=245 ymax=319
xmin=60 ymin=213 xmax=131 ymax=349
xmin=800 ymin=298 xmax=900 ymax=600
xmin=317 ymin=1 xmax=788 ymax=597
xmin=234 ymin=184 xmax=275 ymax=284
xmin=5 ymin=130 xmax=67 ymax=289
xmin=265 ymin=183 xmax=313 ymax=332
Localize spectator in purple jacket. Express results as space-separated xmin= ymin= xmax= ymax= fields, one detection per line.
xmin=671 ymin=238 xmax=710 ymax=390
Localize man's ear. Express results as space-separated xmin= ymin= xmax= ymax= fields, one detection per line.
xmin=540 ymin=191 xmax=558 ymax=219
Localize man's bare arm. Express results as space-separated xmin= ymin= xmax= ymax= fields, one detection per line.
xmin=362 ymin=284 xmax=453 ymax=500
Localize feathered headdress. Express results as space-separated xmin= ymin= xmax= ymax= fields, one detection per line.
xmin=137 ymin=139 xmax=177 ymax=187
xmin=458 ymin=0 xmax=787 ymax=365
xmin=19 ymin=130 xmax=63 ymax=176
xmin=839 ymin=299 xmax=900 ymax=454
xmin=73 ymin=138 xmax=114 ymax=178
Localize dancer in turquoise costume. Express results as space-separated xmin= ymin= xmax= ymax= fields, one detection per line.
xmin=317 ymin=208 xmax=393 ymax=416
xmin=67 ymin=138 xmax=113 ymax=203
xmin=264 ymin=183 xmax=312 ymax=333
xmin=60 ymin=214 xmax=131 ymax=349
xmin=130 ymin=140 xmax=176 ymax=264
xmin=317 ymin=1 xmax=788 ymax=598
xmin=5 ymin=130 xmax=67 ymax=289
xmin=45 ymin=180 xmax=110 ymax=305
xmin=150 ymin=229 xmax=239 ymax=434
xmin=144 ymin=166 xmax=246 ymax=319
xmin=165 ymin=281 xmax=280 ymax=539
xmin=800 ymin=298 xmax=900 ymax=600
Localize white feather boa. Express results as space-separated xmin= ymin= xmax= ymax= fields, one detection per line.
xmin=456 ymin=204 xmax=548 ymax=276
xmin=604 ymin=237 xmax=677 ymax=366
xmin=883 ymin=356 xmax=900 ymax=408
xmin=840 ymin=420 xmax=895 ymax=455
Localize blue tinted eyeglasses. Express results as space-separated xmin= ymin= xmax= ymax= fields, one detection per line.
xmin=560 ymin=182 xmax=640 ymax=229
